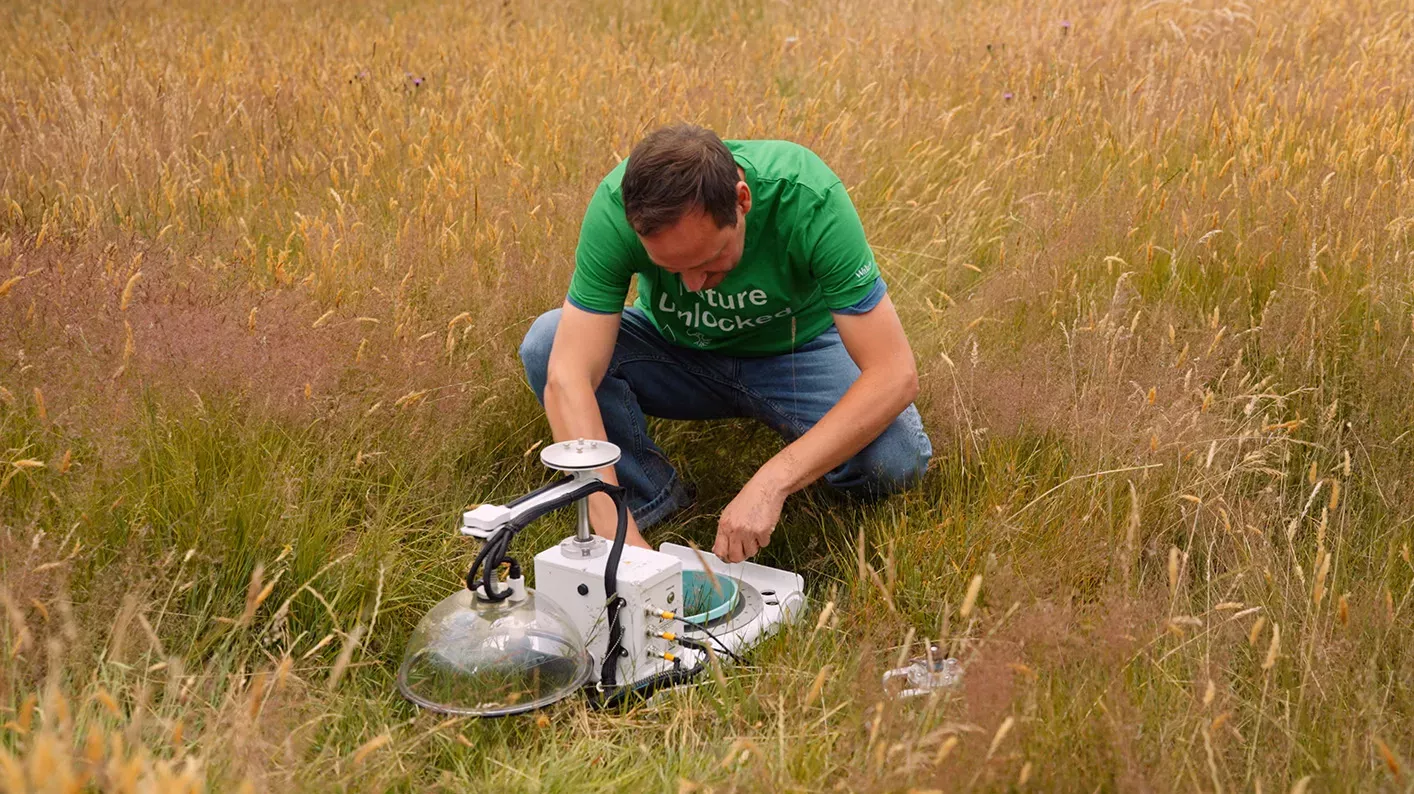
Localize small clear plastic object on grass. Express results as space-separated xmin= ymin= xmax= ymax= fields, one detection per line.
xmin=883 ymin=646 xmax=962 ymax=698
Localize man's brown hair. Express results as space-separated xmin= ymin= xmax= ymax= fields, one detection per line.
xmin=621 ymin=125 xmax=739 ymax=237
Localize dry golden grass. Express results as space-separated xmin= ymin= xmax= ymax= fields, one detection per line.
xmin=2 ymin=0 xmax=1413 ymax=790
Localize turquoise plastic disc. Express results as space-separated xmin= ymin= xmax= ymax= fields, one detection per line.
xmin=681 ymin=570 xmax=740 ymax=625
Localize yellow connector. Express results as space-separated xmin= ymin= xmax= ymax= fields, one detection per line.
xmin=648 ymin=649 xmax=677 ymax=663
xmin=649 ymin=630 xmax=677 ymax=642
xmin=647 ymin=608 xmax=676 ymax=620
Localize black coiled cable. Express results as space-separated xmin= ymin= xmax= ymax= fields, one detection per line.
xmin=463 ymin=477 xmax=612 ymax=601
xmin=465 ymin=525 xmax=518 ymax=600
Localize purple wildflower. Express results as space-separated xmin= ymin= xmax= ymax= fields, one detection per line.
xmin=1003 ymin=92 xmax=1014 ymax=100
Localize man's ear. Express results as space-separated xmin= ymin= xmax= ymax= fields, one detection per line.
xmin=736 ymin=181 xmax=752 ymax=215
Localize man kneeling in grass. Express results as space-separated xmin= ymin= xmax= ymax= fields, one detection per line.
xmin=520 ymin=124 xmax=931 ymax=563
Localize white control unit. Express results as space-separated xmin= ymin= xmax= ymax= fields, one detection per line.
xmin=534 ymin=540 xmax=683 ymax=686
xmin=534 ymin=538 xmax=808 ymax=692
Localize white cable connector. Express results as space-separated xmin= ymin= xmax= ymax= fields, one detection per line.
xmin=506 ymin=574 xmax=528 ymax=603
xmin=470 ymin=573 xmax=527 ymax=603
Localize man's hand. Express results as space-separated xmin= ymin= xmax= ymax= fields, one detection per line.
xmin=713 ymin=476 xmax=786 ymax=562
xmin=711 ymin=296 xmax=919 ymax=563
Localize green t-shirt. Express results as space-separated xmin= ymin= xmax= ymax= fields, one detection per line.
xmin=567 ymin=140 xmax=885 ymax=357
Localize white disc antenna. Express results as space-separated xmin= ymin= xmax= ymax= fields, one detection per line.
xmin=540 ymin=439 xmax=621 ymax=472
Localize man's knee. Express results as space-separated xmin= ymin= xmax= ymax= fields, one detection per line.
xmin=518 ymin=309 xmax=562 ymax=399
xmin=827 ymin=410 xmax=932 ymax=497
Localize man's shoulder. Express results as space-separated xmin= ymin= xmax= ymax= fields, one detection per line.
xmin=727 ymin=139 xmax=841 ymax=195
xmin=594 ymin=156 xmax=632 ymax=199
xmin=579 ymin=159 xmax=638 ymax=259
xmin=726 ymin=138 xmax=814 ymax=157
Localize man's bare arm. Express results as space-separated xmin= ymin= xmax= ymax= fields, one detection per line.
xmin=542 ymin=301 xmax=650 ymax=547
xmin=759 ymin=293 xmax=919 ymax=493
xmin=714 ymin=294 xmax=919 ymax=561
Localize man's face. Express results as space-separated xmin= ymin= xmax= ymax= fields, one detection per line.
xmin=639 ymin=179 xmax=751 ymax=292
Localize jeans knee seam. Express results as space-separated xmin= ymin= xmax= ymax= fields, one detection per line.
xmin=633 ymin=473 xmax=690 ymax=529
xmin=609 ymin=356 xmax=765 ymax=419
xmin=607 ymin=354 xmax=727 ymax=389
xmin=824 ymin=417 xmax=931 ymax=492
xmin=620 ymin=380 xmax=649 ymax=468
xmin=742 ymin=390 xmax=813 ymax=439
xmin=607 ymin=353 xmax=678 ymax=371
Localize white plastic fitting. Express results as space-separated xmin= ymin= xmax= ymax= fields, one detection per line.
xmin=462 ymin=504 xmax=513 ymax=537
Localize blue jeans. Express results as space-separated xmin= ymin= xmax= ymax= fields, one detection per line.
xmin=519 ymin=308 xmax=932 ymax=529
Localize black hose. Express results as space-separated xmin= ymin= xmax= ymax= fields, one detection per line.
xmin=465 ymin=527 xmax=508 ymax=593
xmin=504 ymin=479 xmax=610 ymax=533
xmin=505 ymin=474 xmax=575 ymax=508
xmin=480 ymin=530 xmax=515 ymax=602
xmin=588 ymin=660 xmax=704 ymax=710
xmin=676 ymin=635 xmax=743 ymax=666
xmin=598 ymin=485 xmax=629 ymax=688
xmin=463 ymin=478 xmax=615 ymax=602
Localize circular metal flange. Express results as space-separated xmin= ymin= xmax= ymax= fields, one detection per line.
xmin=540 ymin=439 xmax=621 ymax=472
xmin=559 ymin=535 xmax=608 ymax=559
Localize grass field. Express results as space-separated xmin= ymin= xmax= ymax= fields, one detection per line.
xmin=3 ymin=0 xmax=1413 ymax=790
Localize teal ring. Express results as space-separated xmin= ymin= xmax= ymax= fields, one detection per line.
xmin=680 ymin=570 xmax=740 ymax=625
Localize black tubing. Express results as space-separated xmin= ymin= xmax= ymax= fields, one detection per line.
xmin=588 ymin=661 xmax=704 ymax=710
xmin=504 ymin=480 xmax=612 ymax=533
xmin=676 ymin=635 xmax=743 ymax=665
xmin=465 ymin=526 xmax=508 ymax=593
xmin=464 ymin=478 xmax=616 ymax=602
xmin=598 ymin=485 xmax=629 ymax=688
xmin=504 ymin=474 xmax=575 ymax=508
xmin=481 ymin=530 xmax=517 ymax=601
xmin=674 ymin=616 xmax=745 ymax=664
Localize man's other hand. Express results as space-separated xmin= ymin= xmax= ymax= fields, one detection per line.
xmin=713 ymin=477 xmax=785 ymax=562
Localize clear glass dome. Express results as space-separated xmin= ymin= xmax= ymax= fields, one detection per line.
xmin=397 ymin=586 xmax=591 ymax=717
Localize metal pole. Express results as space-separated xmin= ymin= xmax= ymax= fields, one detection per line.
xmin=575 ymin=476 xmax=592 ymax=543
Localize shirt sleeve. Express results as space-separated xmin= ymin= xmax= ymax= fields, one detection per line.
xmin=833 ymin=275 xmax=887 ymax=315
xmin=804 ymin=182 xmax=884 ymax=311
xmin=567 ymin=182 xmax=634 ymax=314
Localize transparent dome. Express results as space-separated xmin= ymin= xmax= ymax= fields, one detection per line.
xmin=397 ymin=586 xmax=591 ymax=717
